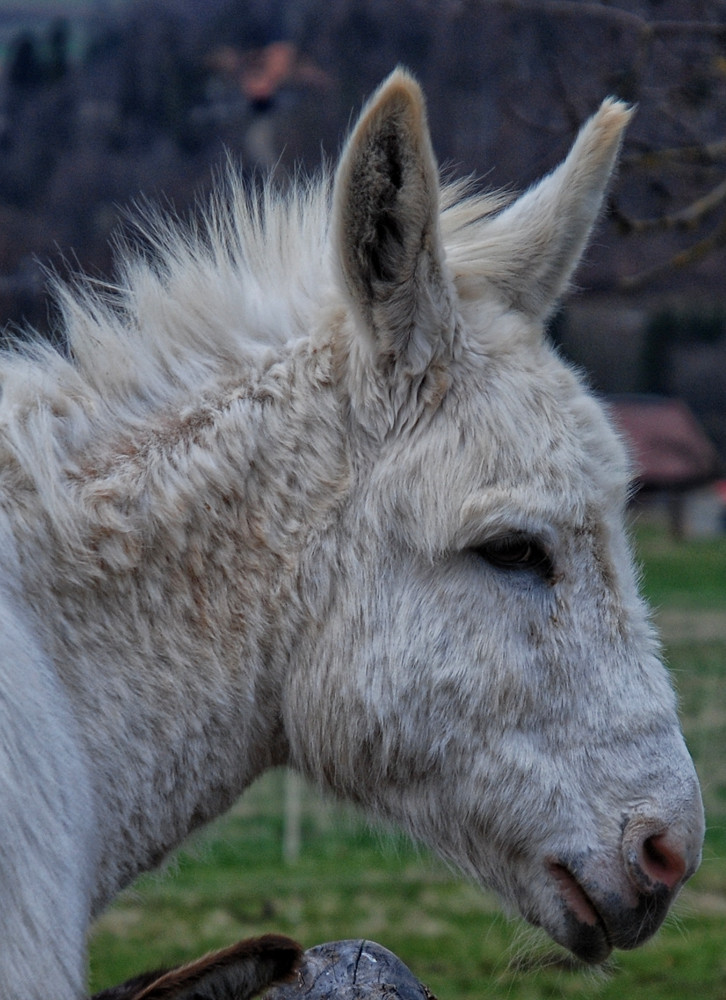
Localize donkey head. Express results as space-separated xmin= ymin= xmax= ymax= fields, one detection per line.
xmin=285 ymin=70 xmax=704 ymax=963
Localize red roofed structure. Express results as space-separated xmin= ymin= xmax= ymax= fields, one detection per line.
xmin=608 ymin=395 xmax=720 ymax=492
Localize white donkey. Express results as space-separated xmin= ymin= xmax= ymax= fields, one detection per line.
xmin=0 ymin=70 xmax=703 ymax=998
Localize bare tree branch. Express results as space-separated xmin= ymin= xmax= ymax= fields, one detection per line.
xmin=624 ymin=139 xmax=726 ymax=169
xmin=620 ymin=214 xmax=726 ymax=290
xmin=489 ymin=0 xmax=726 ymax=38
xmin=614 ymin=176 xmax=726 ymax=234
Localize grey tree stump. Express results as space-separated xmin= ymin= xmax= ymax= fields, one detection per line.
xmin=267 ymin=940 xmax=436 ymax=1000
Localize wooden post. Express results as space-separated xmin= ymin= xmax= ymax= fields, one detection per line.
xmin=283 ymin=768 xmax=303 ymax=865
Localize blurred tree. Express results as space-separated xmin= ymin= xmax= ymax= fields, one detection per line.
xmin=7 ymin=32 xmax=44 ymax=91
xmin=3 ymin=0 xmax=726 ymax=319
xmin=47 ymin=19 xmax=71 ymax=83
xmin=641 ymin=309 xmax=726 ymax=394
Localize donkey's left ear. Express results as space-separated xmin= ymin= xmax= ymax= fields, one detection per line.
xmin=332 ymin=69 xmax=455 ymax=372
xmin=470 ymin=98 xmax=633 ymax=321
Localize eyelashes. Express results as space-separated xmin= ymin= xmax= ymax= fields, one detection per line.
xmin=469 ymin=534 xmax=556 ymax=582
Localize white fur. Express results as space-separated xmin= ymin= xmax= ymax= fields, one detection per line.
xmin=0 ymin=70 xmax=703 ymax=996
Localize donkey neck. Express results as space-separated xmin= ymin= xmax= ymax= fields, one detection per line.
xmin=26 ymin=337 xmax=347 ymax=906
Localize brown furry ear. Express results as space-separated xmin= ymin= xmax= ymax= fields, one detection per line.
xmin=332 ymin=68 xmax=455 ymax=372
xmin=91 ymin=934 xmax=302 ymax=1000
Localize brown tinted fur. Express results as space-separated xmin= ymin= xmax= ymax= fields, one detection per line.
xmin=90 ymin=934 xmax=302 ymax=1000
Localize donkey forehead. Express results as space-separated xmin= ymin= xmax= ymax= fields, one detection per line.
xmin=475 ymin=349 xmax=628 ymax=493
xmin=375 ymin=342 xmax=631 ymax=539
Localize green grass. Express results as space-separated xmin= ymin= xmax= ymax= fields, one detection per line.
xmin=88 ymin=520 xmax=726 ymax=998
xmin=634 ymin=521 xmax=726 ymax=610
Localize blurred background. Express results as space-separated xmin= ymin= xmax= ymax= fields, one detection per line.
xmin=0 ymin=1 xmax=724 ymax=997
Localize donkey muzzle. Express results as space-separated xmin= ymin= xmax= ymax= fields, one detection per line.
xmin=548 ymin=804 xmax=704 ymax=963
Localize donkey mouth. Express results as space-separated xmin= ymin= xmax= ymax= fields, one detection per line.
xmin=547 ymin=862 xmax=612 ymax=963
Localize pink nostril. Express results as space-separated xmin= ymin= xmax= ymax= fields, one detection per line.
xmin=640 ymin=832 xmax=688 ymax=890
xmin=624 ymin=825 xmax=689 ymax=894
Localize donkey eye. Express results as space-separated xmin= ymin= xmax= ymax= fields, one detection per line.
xmin=471 ymin=535 xmax=554 ymax=580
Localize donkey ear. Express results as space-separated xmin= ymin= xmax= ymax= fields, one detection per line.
xmin=332 ymin=69 xmax=454 ymax=372
xmin=472 ymin=99 xmax=632 ymax=320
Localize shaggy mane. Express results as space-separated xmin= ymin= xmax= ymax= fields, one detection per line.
xmin=0 ymin=167 xmax=504 ymax=478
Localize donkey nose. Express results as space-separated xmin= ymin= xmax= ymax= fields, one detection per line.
xmin=622 ymin=819 xmax=690 ymax=894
